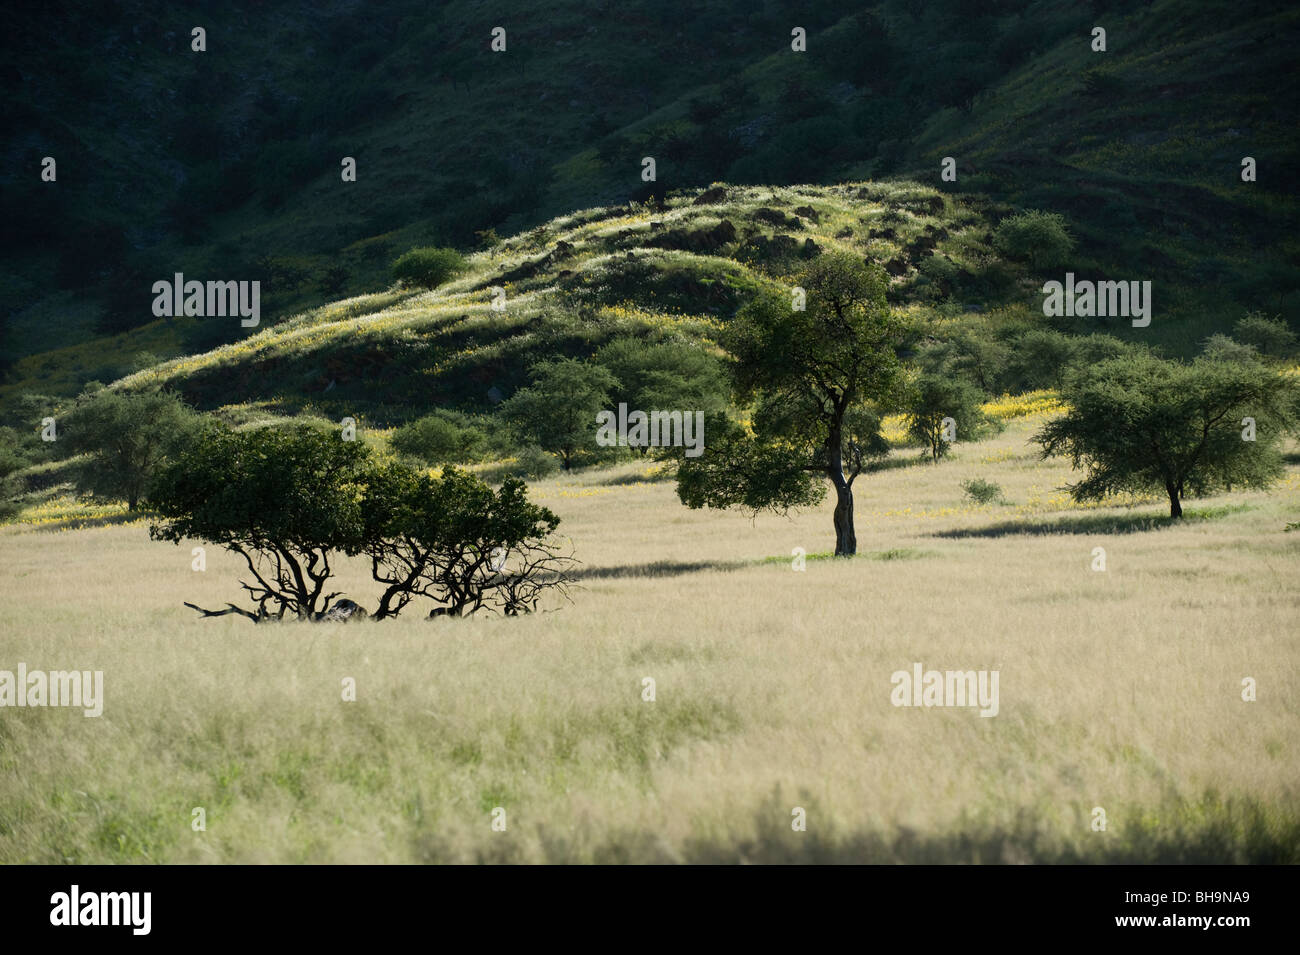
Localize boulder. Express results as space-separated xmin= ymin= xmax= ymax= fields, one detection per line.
xmin=320 ymin=599 xmax=368 ymax=623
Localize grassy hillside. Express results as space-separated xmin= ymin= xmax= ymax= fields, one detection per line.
xmin=90 ymin=181 xmax=1020 ymax=422
xmin=3 ymin=0 xmax=1296 ymax=410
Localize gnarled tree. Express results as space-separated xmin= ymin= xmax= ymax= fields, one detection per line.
xmin=149 ymin=425 xmax=372 ymax=621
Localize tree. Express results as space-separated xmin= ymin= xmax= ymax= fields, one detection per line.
xmin=1008 ymin=329 xmax=1077 ymax=391
xmin=1035 ymin=355 xmax=1299 ymax=518
xmin=675 ymin=253 xmax=904 ymax=556
xmin=391 ymin=246 xmax=467 ymax=290
xmin=151 ymin=425 xmax=574 ymax=623
xmin=594 ymin=339 xmax=728 ymax=455
xmin=906 ymin=374 xmax=989 ymax=463
xmin=61 ymin=387 xmax=200 ymax=510
xmin=500 ymin=359 xmax=618 ymax=470
xmin=149 ymin=425 xmax=374 ymax=620
xmin=365 ymin=464 xmax=573 ymax=619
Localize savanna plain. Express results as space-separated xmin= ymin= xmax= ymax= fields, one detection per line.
xmin=2 ymin=412 xmax=1297 ymax=863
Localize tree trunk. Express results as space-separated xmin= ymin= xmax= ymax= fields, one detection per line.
xmin=827 ymin=417 xmax=856 ymax=556
xmin=1167 ymin=482 xmax=1182 ymax=518
xmin=833 ymin=483 xmax=856 ymax=556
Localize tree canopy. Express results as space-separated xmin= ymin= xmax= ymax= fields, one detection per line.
xmin=1035 ymin=354 xmax=1299 ymax=518
xmin=676 ymin=252 xmax=904 ymax=555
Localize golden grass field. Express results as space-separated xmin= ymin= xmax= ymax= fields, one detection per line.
xmin=2 ymin=412 xmax=1298 ymax=863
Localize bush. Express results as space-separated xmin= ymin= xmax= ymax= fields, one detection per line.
xmin=1233 ymin=313 xmax=1297 ymax=358
xmin=391 ymin=247 xmax=468 ymax=290
xmin=961 ymin=477 xmax=1003 ymax=504
xmin=1202 ymin=334 xmax=1260 ymax=364
xmin=993 ymin=210 xmax=1075 ymax=270
xmin=508 ymin=445 xmax=562 ymax=479
xmin=390 ymin=413 xmax=485 ymax=464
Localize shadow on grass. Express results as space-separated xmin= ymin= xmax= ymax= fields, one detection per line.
xmin=595 ymin=466 xmax=676 ymax=486
xmin=862 ymin=453 xmax=930 ymax=474
xmin=574 ymin=559 xmax=748 ymax=581
xmin=413 ymin=791 xmax=1300 ymax=864
xmin=932 ymin=504 xmax=1251 ymax=539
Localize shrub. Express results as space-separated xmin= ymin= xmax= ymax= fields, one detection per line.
xmin=506 ymin=445 xmax=562 ymax=479
xmin=390 ymin=413 xmax=485 ymax=464
xmin=1233 ymin=313 xmax=1297 ymax=358
xmin=993 ymin=210 xmax=1075 ymax=270
xmin=961 ymin=477 xmax=1003 ymax=504
xmin=391 ymin=247 xmax=467 ymax=290
xmin=1202 ymin=334 xmax=1260 ymax=364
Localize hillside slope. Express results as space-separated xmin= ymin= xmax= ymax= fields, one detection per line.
xmin=2 ymin=1 xmax=1295 ymax=411
xmin=107 ymin=181 xmax=1024 ymax=424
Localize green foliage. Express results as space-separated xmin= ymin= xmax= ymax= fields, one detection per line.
xmin=60 ymin=388 xmax=201 ymax=510
xmin=992 ymin=211 xmax=1075 ymax=270
xmin=676 ymin=252 xmax=904 ymax=555
xmin=1035 ymin=354 xmax=1300 ymax=517
xmin=594 ymin=338 xmax=729 ymax=455
xmin=150 ymin=424 xmax=571 ymax=621
xmin=906 ymin=374 xmax=989 ymax=463
xmin=961 ymin=477 xmax=1003 ymax=504
xmin=390 ymin=412 xmax=486 ymax=465
xmin=364 ymin=464 xmax=569 ymax=618
xmin=1202 ymin=334 xmax=1260 ymax=364
xmin=391 ymin=247 xmax=468 ymax=290
xmin=0 ymin=428 xmax=30 ymax=521
xmin=1008 ymin=329 xmax=1078 ymax=391
xmin=500 ymin=359 xmax=619 ymax=470
xmin=490 ymin=445 xmax=562 ymax=481
xmin=149 ymin=425 xmax=375 ymax=619
xmin=1233 ymin=313 xmax=1297 ymax=358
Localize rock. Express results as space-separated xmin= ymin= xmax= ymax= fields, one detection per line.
xmin=645 ymin=219 xmax=736 ymax=253
xmin=753 ymin=207 xmax=803 ymax=230
xmin=693 ymin=186 xmax=728 ymax=205
xmin=793 ymin=205 xmax=820 ymax=223
xmin=321 ymin=599 xmax=368 ymax=623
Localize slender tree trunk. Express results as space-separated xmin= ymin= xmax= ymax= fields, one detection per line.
xmin=827 ymin=421 xmax=856 ymax=556
xmin=833 ymin=483 xmax=856 ymax=556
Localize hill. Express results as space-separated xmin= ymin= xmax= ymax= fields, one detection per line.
xmin=2 ymin=0 xmax=1296 ymax=412
xmin=103 ymin=181 xmax=1025 ymax=424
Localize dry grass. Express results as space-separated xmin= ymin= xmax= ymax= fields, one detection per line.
xmin=2 ymin=417 xmax=1298 ymax=863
